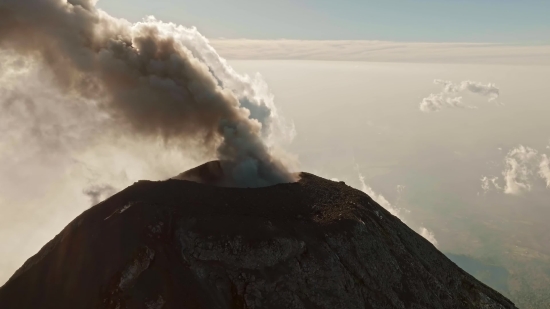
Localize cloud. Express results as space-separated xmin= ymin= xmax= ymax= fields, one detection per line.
xmin=481 ymin=145 xmax=550 ymax=195
xmin=503 ymin=146 xmax=539 ymax=195
xmin=419 ymin=93 xmax=473 ymax=113
xmin=481 ymin=176 xmax=491 ymax=193
xmin=356 ymin=172 xmax=438 ymax=246
xmin=420 ymin=79 xmax=500 ymax=112
xmin=358 ymin=173 xmax=401 ymax=219
xmin=419 ymin=227 xmax=438 ymax=246
xmin=435 ymin=80 xmax=500 ymax=102
xmin=209 ymin=39 xmax=550 ymax=65
xmin=539 ymin=154 xmax=550 ymax=188
xmin=480 ymin=176 xmax=502 ymax=193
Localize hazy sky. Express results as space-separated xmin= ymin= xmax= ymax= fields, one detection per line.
xmin=97 ymin=0 xmax=550 ymax=43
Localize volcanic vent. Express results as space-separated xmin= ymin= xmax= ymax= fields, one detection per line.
xmin=0 ymin=162 xmax=516 ymax=309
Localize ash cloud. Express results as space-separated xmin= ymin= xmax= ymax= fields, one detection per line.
xmin=420 ymin=79 xmax=500 ymax=112
xmin=0 ymin=0 xmax=295 ymax=187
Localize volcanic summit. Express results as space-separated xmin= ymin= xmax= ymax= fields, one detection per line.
xmin=0 ymin=162 xmax=517 ymax=309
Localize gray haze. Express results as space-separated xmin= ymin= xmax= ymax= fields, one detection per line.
xmin=0 ymin=0 xmax=295 ymax=188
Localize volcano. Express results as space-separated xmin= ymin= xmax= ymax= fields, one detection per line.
xmin=0 ymin=162 xmax=516 ymax=309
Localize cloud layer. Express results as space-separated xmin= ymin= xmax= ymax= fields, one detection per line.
xmin=210 ymin=39 xmax=550 ymax=65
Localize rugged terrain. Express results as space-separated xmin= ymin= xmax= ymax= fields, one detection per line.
xmin=0 ymin=163 xmax=517 ymax=308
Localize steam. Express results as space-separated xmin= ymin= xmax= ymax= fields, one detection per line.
xmin=420 ymin=79 xmax=500 ymax=112
xmin=0 ymin=0 xmax=295 ymax=187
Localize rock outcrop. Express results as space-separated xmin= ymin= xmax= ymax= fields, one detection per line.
xmin=0 ymin=163 xmax=517 ymax=309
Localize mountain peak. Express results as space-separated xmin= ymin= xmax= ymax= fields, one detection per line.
xmin=0 ymin=169 xmax=516 ymax=309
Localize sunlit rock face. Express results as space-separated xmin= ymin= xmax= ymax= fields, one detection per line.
xmin=0 ymin=165 xmax=517 ymax=309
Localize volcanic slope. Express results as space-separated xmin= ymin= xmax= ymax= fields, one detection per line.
xmin=0 ymin=164 xmax=517 ymax=309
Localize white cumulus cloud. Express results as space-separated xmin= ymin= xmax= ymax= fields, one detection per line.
xmin=481 ymin=145 xmax=550 ymax=195
xmin=420 ymin=79 xmax=500 ymax=112
xmin=503 ymin=146 xmax=539 ymax=195
xmin=539 ymin=154 xmax=550 ymax=188
xmin=435 ymin=80 xmax=500 ymax=102
xmin=480 ymin=176 xmax=502 ymax=193
xmin=358 ymin=173 xmax=401 ymax=219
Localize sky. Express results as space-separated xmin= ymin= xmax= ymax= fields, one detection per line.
xmin=97 ymin=0 xmax=550 ymax=43
xmin=1 ymin=0 xmax=550 ymax=307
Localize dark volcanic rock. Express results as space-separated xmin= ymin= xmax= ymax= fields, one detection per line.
xmin=0 ymin=164 xmax=517 ymax=309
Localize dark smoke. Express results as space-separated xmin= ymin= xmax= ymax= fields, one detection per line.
xmin=0 ymin=0 xmax=296 ymax=187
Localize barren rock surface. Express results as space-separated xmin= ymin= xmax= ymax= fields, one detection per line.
xmin=0 ymin=167 xmax=517 ymax=308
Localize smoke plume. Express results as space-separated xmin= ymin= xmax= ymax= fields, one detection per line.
xmin=0 ymin=0 xmax=295 ymax=187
